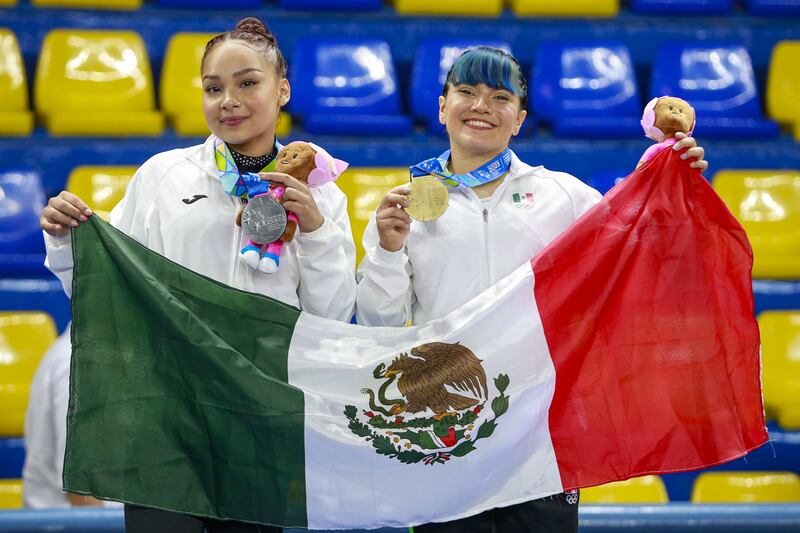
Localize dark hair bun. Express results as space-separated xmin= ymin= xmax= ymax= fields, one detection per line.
xmin=234 ymin=17 xmax=277 ymax=45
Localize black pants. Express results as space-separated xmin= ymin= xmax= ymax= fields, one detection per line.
xmin=414 ymin=492 xmax=579 ymax=533
xmin=124 ymin=504 xmax=282 ymax=533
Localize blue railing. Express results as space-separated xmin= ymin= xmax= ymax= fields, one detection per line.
xmin=0 ymin=505 xmax=799 ymax=532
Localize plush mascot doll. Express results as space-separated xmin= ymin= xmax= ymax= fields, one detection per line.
xmin=638 ymin=96 xmax=696 ymax=168
xmin=238 ymin=141 xmax=348 ymax=273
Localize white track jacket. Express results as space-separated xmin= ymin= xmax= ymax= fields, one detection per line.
xmin=45 ymin=136 xmax=357 ymax=322
xmin=356 ymin=152 xmax=602 ymax=326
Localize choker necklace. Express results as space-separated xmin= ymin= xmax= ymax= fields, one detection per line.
xmin=229 ymin=146 xmax=278 ymax=175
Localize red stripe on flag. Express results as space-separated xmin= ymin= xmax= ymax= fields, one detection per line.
xmin=531 ymin=150 xmax=767 ymax=490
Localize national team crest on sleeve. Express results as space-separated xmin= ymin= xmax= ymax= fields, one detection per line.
xmin=344 ymin=342 xmax=510 ymax=466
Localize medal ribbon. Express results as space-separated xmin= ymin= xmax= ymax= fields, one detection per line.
xmin=409 ymin=148 xmax=512 ymax=188
xmin=213 ymin=136 xmax=283 ymax=198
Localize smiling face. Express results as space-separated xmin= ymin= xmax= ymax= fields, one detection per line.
xmin=201 ymin=41 xmax=290 ymax=156
xmin=438 ymin=83 xmax=527 ymax=163
xmin=653 ymin=96 xmax=694 ymax=138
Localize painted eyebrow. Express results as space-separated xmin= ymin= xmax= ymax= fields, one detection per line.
xmin=202 ymin=68 xmax=263 ymax=81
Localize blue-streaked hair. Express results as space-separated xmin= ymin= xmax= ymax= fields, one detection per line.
xmin=443 ymin=47 xmax=528 ymax=109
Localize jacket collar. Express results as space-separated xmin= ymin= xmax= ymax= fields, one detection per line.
xmin=185 ymin=135 xmax=221 ymax=182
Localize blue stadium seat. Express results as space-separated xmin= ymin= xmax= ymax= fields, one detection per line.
xmin=532 ymin=41 xmax=642 ymax=138
xmin=0 ymin=438 xmax=24 ymax=479
xmin=650 ymin=42 xmax=779 ymax=139
xmin=411 ymin=38 xmax=512 ymax=134
xmin=631 ymin=0 xmax=732 ymax=15
xmin=277 ymin=0 xmax=383 ymax=9
xmin=0 ymin=170 xmax=47 ymax=277
xmin=0 ymin=279 xmax=71 ymax=334
xmin=290 ymin=38 xmax=412 ymax=135
xmin=586 ymin=170 xmax=629 ymax=195
xmin=747 ymin=0 xmax=800 ymax=15
xmin=155 ymin=0 xmax=261 ymax=6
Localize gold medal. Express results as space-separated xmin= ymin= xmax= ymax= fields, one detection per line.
xmin=406 ymin=176 xmax=449 ymax=222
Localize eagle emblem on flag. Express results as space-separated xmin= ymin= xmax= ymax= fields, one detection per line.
xmin=344 ymin=342 xmax=510 ymax=465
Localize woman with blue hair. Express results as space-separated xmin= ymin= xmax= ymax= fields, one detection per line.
xmin=356 ymin=47 xmax=707 ymax=532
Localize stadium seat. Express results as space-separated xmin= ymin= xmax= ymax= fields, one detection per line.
xmin=580 ymin=475 xmax=669 ymax=503
xmin=631 ymin=0 xmax=732 ymax=15
xmin=31 ymin=0 xmax=142 ymax=9
xmin=411 ymin=39 xmax=512 ymax=134
xmin=711 ymin=169 xmax=800 ymax=278
xmin=0 ymin=279 xmax=71 ymax=334
xmin=0 ymin=312 xmax=57 ymax=437
xmin=0 ymin=1 xmax=16 ymax=6
xmin=509 ymin=0 xmax=619 ymax=17
xmin=692 ymin=472 xmax=800 ymax=503
xmin=0 ymin=30 xmax=33 ymax=136
xmin=759 ymin=311 xmax=800 ymax=429
xmin=650 ymin=42 xmax=779 ymax=139
xmin=160 ymin=33 xmax=293 ymax=138
xmin=532 ymin=40 xmax=641 ymax=138
xmin=0 ymin=438 xmax=24 ymax=479
xmin=747 ymin=0 xmax=800 ymax=15
xmin=156 ymin=0 xmax=260 ymax=6
xmin=278 ymin=0 xmax=383 ymax=9
xmin=290 ymin=39 xmax=412 ymax=135
xmin=337 ymin=167 xmax=408 ymax=264
xmin=0 ymin=479 xmax=22 ymax=509
xmin=0 ymin=170 xmax=47 ymax=277
xmin=766 ymin=41 xmax=800 ymax=135
xmin=65 ymin=166 xmax=136 ymax=214
xmin=395 ymin=0 xmax=503 ymax=17
xmin=34 ymin=29 xmax=163 ymax=136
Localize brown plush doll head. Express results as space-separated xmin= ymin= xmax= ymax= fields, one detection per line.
xmin=274 ymin=141 xmax=318 ymax=182
xmin=641 ymin=96 xmax=696 ymax=142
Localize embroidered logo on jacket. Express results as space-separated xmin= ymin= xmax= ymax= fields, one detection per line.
xmin=512 ymin=192 xmax=534 ymax=209
xmin=182 ymin=194 xmax=208 ymax=205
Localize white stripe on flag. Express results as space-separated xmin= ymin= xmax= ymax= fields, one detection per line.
xmin=288 ymin=263 xmax=564 ymax=530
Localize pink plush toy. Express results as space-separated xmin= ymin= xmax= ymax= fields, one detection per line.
xmin=638 ymin=96 xmax=696 ymax=168
xmin=238 ymin=141 xmax=348 ymax=273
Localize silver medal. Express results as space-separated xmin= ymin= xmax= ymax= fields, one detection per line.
xmin=241 ymin=195 xmax=287 ymax=243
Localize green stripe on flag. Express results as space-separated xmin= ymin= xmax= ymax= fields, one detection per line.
xmin=512 ymin=193 xmax=521 ymax=203
xmin=65 ymin=216 xmax=307 ymax=527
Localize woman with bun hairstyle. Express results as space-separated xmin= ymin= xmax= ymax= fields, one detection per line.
xmin=41 ymin=17 xmax=356 ymax=532
xmin=356 ymin=47 xmax=707 ymax=532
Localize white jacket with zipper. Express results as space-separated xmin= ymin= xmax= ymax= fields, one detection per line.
xmin=356 ymin=151 xmax=602 ymax=326
xmin=45 ymin=135 xmax=357 ymax=322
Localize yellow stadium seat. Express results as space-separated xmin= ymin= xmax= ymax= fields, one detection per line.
xmin=0 ymin=30 xmax=33 ymax=136
xmin=580 ymin=475 xmax=669 ymax=504
xmin=692 ymin=472 xmax=800 ymax=503
xmin=31 ymin=0 xmax=141 ymax=8
xmin=161 ymin=32 xmax=292 ymax=138
xmin=34 ymin=29 xmax=163 ymax=136
xmin=0 ymin=479 xmax=23 ymax=509
xmin=0 ymin=312 xmax=57 ymax=437
xmin=66 ymin=165 xmax=137 ymax=213
xmin=712 ymin=170 xmax=800 ymax=278
xmin=509 ymin=0 xmax=619 ymax=17
xmin=758 ymin=311 xmax=800 ymax=424
xmin=337 ymin=167 xmax=408 ymax=265
xmin=767 ymin=41 xmax=800 ymax=128
xmin=0 ymin=0 xmax=17 ymax=5
xmin=394 ymin=0 xmax=502 ymax=17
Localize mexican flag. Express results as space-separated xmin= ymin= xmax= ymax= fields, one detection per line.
xmin=64 ymin=150 xmax=767 ymax=529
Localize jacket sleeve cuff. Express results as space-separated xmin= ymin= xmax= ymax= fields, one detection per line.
xmin=297 ymin=217 xmax=337 ymax=241
xmin=43 ymin=230 xmax=72 ymax=250
xmin=372 ymin=244 xmax=406 ymax=265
